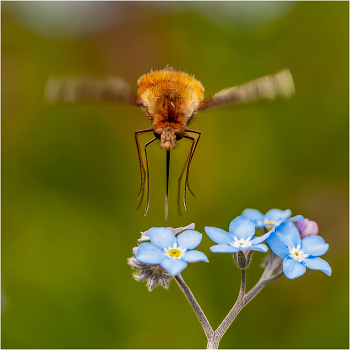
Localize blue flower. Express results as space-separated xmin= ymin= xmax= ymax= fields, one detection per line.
xmin=241 ymin=208 xmax=304 ymax=228
xmin=267 ymin=221 xmax=331 ymax=279
xmin=205 ymin=216 xmax=273 ymax=253
xmin=135 ymin=227 xmax=208 ymax=276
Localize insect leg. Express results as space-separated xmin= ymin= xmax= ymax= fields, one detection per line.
xmin=183 ymin=129 xmax=201 ymax=210
xmin=182 ymin=135 xmax=196 ymax=211
xmin=144 ymin=137 xmax=157 ymax=216
xmin=134 ymin=128 xmax=154 ymax=203
xmin=177 ymin=132 xmax=200 ymax=197
xmin=177 ymin=136 xmax=195 ymax=215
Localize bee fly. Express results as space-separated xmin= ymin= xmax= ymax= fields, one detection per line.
xmin=45 ymin=66 xmax=295 ymax=220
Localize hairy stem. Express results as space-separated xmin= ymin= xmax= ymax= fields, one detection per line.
xmin=206 ymin=269 xmax=246 ymax=349
xmin=216 ymin=270 xmax=246 ymax=339
xmin=176 ymin=252 xmax=284 ymax=350
xmin=206 ymin=255 xmax=284 ymax=349
xmin=244 ymin=270 xmax=284 ymax=306
xmin=174 ymin=274 xmax=214 ymax=339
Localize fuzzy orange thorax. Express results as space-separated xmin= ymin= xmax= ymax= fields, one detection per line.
xmin=137 ymin=68 xmax=204 ymax=131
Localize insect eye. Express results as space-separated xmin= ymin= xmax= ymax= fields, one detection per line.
xmin=154 ymin=128 xmax=163 ymax=138
xmin=174 ymin=129 xmax=185 ymax=140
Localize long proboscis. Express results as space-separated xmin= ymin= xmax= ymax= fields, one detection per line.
xmin=165 ymin=150 xmax=170 ymax=221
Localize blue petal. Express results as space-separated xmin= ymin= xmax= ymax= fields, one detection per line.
xmin=182 ymin=250 xmax=209 ymax=263
xmin=250 ymin=228 xmax=274 ymax=245
xmin=148 ymin=227 xmax=176 ymax=249
xmin=176 ymin=230 xmax=202 ymax=250
xmin=241 ymin=244 xmax=268 ymax=253
xmin=302 ymin=257 xmax=332 ymax=276
xmin=275 ymin=221 xmax=301 ymax=248
xmin=136 ymin=243 xmax=165 ymax=264
xmin=205 ymin=226 xmax=234 ymax=244
xmin=210 ymin=244 xmax=239 ymax=253
xmin=265 ymin=209 xmax=291 ymax=222
xmin=274 ymin=219 xmax=286 ymax=227
xmin=160 ymin=257 xmax=187 ymax=276
xmin=229 ymin=216 xmax=255 ymax=240
xmin=241 ymin=209 xmax=265 ymax=227
xmin=301 ymin=235 xmax=329 ymax=256
xmin=267 ymin=232 xmax=290 ymax=259
xmin=288 ymin=215 xmax=304 ymax=222
xmin=283 ymin=256 xmax=306 ymax=279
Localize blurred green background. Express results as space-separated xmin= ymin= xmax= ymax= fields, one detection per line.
xmin=2 ymin=2 xmax=348 ymax=349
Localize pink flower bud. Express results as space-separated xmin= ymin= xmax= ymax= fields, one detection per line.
xmin=296 ymin=219 xmax=319 ymax=239
xmin=132 ymin=247 xmax=139 ymax=257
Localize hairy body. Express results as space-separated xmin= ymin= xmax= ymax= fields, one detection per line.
xmin=138 ymin=68 xmax=204 ymax=132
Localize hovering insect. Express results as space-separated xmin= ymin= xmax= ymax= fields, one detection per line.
xmin=45 ymin=66 xmax=295 ymax=220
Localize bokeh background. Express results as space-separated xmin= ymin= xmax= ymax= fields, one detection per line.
xmin=2 ymin=1 xmax=349 ymax=349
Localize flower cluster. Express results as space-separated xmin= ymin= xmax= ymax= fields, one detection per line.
xmin=240 ymin=208 xmax=331 ymax=278
xmin=129 ymin=208 xmax=331 ymax=290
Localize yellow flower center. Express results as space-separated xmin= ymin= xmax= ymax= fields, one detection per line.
xmin=167 ymin=248 xmax=182 ymax=258
xmin=164 ymin=243 xmax=186 ymax=259
xmin=289 ymin=244 xmax=309 ymax=262
xmin=264 ymin=219 xmax=276 ymax=231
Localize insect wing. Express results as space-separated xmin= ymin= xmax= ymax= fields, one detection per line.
xmin=199 ymin=69 xmax=295 ymax=111
xmin=45 ymin=76 xmax=140 ymax=105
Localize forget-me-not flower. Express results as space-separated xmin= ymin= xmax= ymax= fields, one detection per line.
xmin=205 ymin=216 xmax=273 ymax=253
xmin=136 ymin=227 xmax=208 ymax=276
xmin=242 ymin=208 xmax=303 ymax=228
xmin=267 ymin=221 xmax=331 ymax=279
